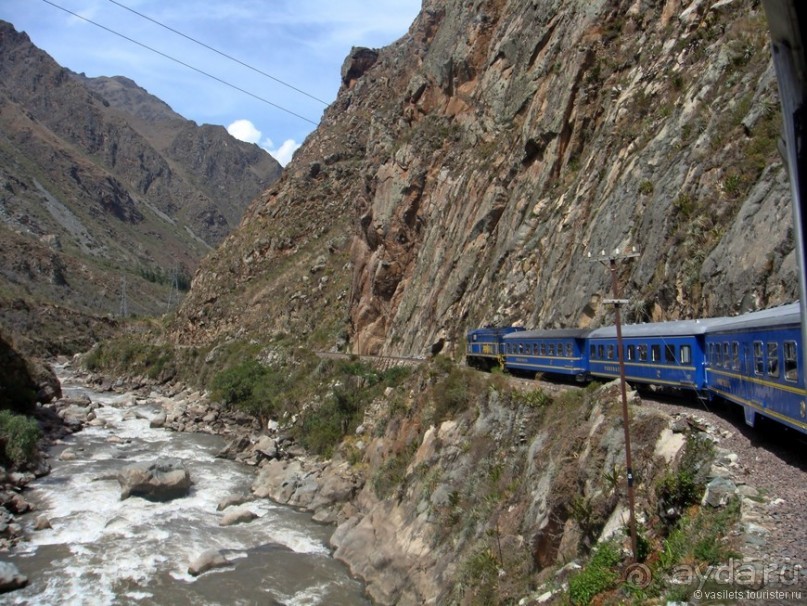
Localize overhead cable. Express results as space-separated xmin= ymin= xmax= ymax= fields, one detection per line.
xmin=39 ymin=0 xmax=319 ymax=125
xmin=105 ymin=0 xmax=329 ymax=106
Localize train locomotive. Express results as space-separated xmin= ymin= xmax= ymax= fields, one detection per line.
xmin=466 ymin=302 xmax=807 ymax=435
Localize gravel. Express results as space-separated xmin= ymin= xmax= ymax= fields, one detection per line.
xmin=643 ymin=393 xmax=807 ymax=589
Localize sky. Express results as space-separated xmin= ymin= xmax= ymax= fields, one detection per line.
xmin=0 ymin=0 xmax=422 ymax=166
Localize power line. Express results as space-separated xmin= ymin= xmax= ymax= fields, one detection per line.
xmin=39 ymin=0 xmax=319 ymax=126
xmin=104 ymin=0 xmax=329 ymax=106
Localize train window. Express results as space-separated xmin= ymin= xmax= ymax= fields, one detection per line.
xmin=607 ymin=345 xmax=615 ymax=360
xmin=626 ymin=345 xmax=635 ymax=361
xmin=665 ymin=345 xmax=676 ymax=364
xmin=680 ymin=345 xmax=691 ymax=365
xmin=517 ymin=343 xmax=523 ymax=354
xmin=767 ymin=342 xmax=779 ymax=378
xmin=722 ymin=343 xmax=730 ymax=368
xmin=784 ymin=341 xmax=798 ymax=382
xmin=651 ymin=345 xmax=661 ymax=362
xmin=565 ymin=344 xmax=572 ymax=357
xmin=708 ymin=343 xmax=715 ymax=366
xmin=590 ymin=344 xmax=596 ymax=359
xmin=546 ymin=344 xmax=553 ymax=356
xmin=753 ymin=341 xmax=764 ymax=375
xmin=732 ymin=342 xmax=739 ymax=370
xmin=638 ymin=344 xmax=648 ymax=361
xmin=597 ymin=345 xmax=604 ymax=359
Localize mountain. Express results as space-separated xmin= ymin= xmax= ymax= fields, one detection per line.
xmin=0 ymin=21 xmax=282 ymax=354
xmin=172 ymin=0 xmax=796 ymax=357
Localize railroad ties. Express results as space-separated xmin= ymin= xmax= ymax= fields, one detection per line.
xmin=315 ymin=351 xmax=425 ymax=371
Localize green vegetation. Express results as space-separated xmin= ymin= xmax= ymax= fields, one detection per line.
xmin=656 ymin=432 xmax=714 ymax=530
xmin=84 ymin=337 xmax=176 ymax=382
xmin=210 ymin=358 xmax=289 ymax=423
xmin=428 ymin=356 xmax=483 ymax=425
xmin=568 ymin=540 xmax=622 ymax=605
xmin=454 ymin=547 xmax=501 ymax=605
xmin=0 ymin=410 xmax=42 ymax=467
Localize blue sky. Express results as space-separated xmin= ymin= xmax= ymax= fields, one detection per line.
xmin=0 ymin=0 xmax=422 ymax=165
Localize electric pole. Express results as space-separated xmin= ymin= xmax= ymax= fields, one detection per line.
xmin=119 ymin=276 xmax=128 ymax=318
xmin=589 ymin=246 xmax=640 ymax=563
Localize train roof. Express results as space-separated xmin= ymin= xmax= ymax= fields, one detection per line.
xmin=588 ymin=303 xmax=801 ymax=339
xmin=503 ymin=328 xmax=591 ymax=340
xmin=704 ymin=302 xmax=801 ymax=334
xmin=588 ymin=317 xmax=725 ymax=339
xmin=467 ymin=326 xmax=526 ymax=338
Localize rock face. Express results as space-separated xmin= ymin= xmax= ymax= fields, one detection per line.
xmin=117 ymin=458 xmax=192 ymax=501
xmin=172 ymin=0 xmax=796 ymax=358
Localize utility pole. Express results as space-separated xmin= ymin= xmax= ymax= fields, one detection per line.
xmin=167 ymin=264 xmax=180 ymax=311
xmin=119 ymin=276 xmax=128 ymax=319
xmin=589 ymin=246 xmax=640 ymax=563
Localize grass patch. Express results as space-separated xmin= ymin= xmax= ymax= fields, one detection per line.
xmin=0 ymin=410 xmax=42 ymax=467
xmin=568 ymin=540 xmax=622 ymax=605
xmin=83 ymin=337 xmax=177 ymax=382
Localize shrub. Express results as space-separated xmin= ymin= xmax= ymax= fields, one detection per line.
xmin=0 ymin=410 xmax=42 ymax=467
xmin=210 ymin=358 xmax=286 ymax=422
xmin=569 ymin=540 xmax=622 ymax=605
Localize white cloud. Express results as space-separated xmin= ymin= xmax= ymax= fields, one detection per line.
xmin=227 ymin=119 xmax=262 ymax=144
xmin=227 ymin=119 xmax=300 ymax=166
xmin=267 ymin=139 xmax=301 ymax=167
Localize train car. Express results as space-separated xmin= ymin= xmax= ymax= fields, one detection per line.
xmin=466 ymin=326 xmax=525 ymax=370
xmin=704 ymin=303 xmax=807 ymax=434
xmin=587 ymin=319 xmax=722 ymax=395
xmin=501 ymin=328 xmax=591 ymax=381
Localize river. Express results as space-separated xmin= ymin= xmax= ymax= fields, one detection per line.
xmin=6 ymin=372 xmax=369 ymax=606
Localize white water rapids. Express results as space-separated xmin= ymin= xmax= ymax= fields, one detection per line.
xmin=6 ymin=374 xmax=368 ymax=605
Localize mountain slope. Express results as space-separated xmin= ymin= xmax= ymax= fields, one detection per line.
xmin=0 ymin=21 xmax=282 ymax=353
xmin=172 ymin=0 xmax=795 ymax=357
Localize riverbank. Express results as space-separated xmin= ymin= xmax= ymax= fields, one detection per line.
xmin=14 ymin=358 xmax=803 ymax=605
xmin=1 ymin=362 xmax=369 ymax=604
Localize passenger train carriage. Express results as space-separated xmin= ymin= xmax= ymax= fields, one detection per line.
xmin=501 ymin=328 xmax=591 ymax=381
xmin=587 ymin=318 xmax=724 ymax=396
xmin=466 ymin=302 xmax=806 ymax=435
xmin=704 ymin=303 xmax=807 ymax=433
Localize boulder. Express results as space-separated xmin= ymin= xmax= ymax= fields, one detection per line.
xmin=117 ymin=458 xmax=192 ymax=501
xmin=188 ymin=549 xmax=229 ymax=577
xmin=149 ymin=412 xmax=167 ymax=428
xmin=34 ymin=514 xmax=51 ymax=531
xmin=219 ymin=507 xmax=258 ymax=527
xmin=216 ymin=493 xmax=253 ymax=511
xmin=216 ymin=436 xmax=251 ymax=460
xmin=253 ymin=435 xmax=279 ymax=460
xmin=702 ymin=476 xmax=737 ymax=507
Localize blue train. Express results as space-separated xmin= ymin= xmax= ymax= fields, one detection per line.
xmin=466 ymin=302 xmax=807 ymax=435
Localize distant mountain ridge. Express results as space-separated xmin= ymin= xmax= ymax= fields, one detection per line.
xmin=0 ymin=20 xmax=282 ymax=354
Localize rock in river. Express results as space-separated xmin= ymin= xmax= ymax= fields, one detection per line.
xmin=117 ymin=457 xmax=192 ymax=502
xmin=187 ymin=549 xmax=230 ymax=577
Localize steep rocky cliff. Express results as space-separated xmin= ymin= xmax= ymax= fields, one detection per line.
xmin=0 ymin=21 xmax=282 ymax=353
xmin=173 ymin=0 xmax=795 ymax=357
